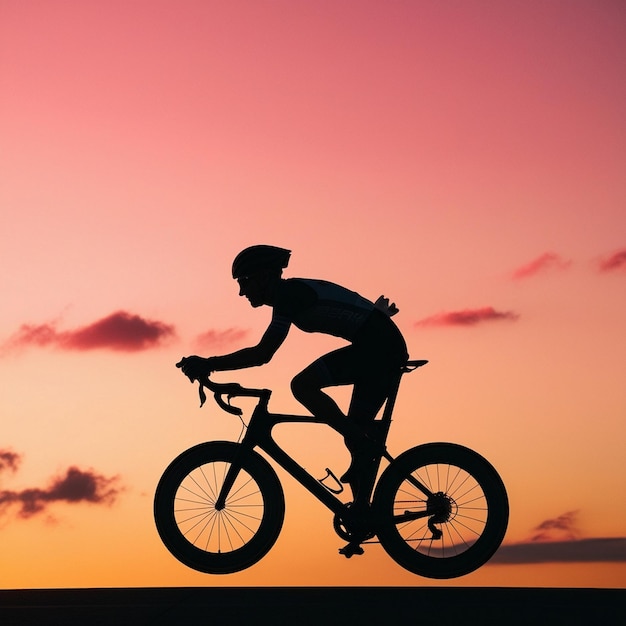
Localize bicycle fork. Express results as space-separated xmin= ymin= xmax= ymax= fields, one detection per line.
xmin=214 ymin=464 xmax=238 ymax=511
xmin=214 ymin=400 xmax=270 ymax=510
xmin=214 ymin=439 xmax=257 ymax=511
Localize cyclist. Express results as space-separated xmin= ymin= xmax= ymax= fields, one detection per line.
xmin=178 ymin=245 xmax=408 ymax=551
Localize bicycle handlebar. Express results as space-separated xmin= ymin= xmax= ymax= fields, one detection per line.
xmin=195 ymin=374 xmax=270 ymax=415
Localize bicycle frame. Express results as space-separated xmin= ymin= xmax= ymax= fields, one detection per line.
xmin=213 ymin=361 xmax=436 ymax=530
xmin=158 ymin=358 xmax=509 ymax=576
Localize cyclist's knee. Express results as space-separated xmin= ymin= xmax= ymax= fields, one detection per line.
xmin=291 ymin=370 xmax=316 ymax=403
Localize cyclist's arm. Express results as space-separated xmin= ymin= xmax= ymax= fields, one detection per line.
xmin=208 ymin=314 xmax=291 ymax=371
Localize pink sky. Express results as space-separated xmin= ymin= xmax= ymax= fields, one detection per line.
xmin=1 ymin=0 xmax=625 ymax=588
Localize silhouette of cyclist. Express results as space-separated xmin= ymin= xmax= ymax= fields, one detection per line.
xmin=178 ymin=245 xmax=408 ymax=538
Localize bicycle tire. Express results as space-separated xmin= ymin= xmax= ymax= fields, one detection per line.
xmin=154 ymin=441 xmax=285 ymax=574
xmin=373 ymin=443 xmax=508 ymax=579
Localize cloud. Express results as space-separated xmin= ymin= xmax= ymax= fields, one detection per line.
xmin=529 ymin=510 xmax=579 ymax=542
xmin=511 ymin=252 xmax=571 ymax=280
xmin=490 ymin=510 xmax=626 ymax=564
xmin=491 ymin=538 xmax=626 ymax=564
xmin=0 ymin=449 xmax=22 ymax=474
xmin=194 ymin=327 xmax=249 ymax=351
xmin=415 ymin=307 xmax=519 ymax=327
xmin=0 ymin=466 xmax=121 ymax=519
xmin=597 ymin=248 xmax=626 ymax=273
xmin=3 ymin=310 xmax=176 ymax=353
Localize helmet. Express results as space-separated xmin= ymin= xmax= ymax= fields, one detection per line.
xmin=232 ymin=245 xmax=291 ymax=279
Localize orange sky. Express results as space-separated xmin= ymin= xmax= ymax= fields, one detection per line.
xmin=1 ymin=0 xmax=625 ymax=589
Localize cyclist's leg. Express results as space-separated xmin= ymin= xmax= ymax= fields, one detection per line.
xmin=340 ymin=326 xmax=407 ymax=510
xmin=290 ymin=346 xmax=364 ymax=439
xmin=292 ymin=345 xmax=394 ymax=473
xmin=292 ymin=348 xmax=381 ymax=553
xmin=293 ymin=346 xmax=401 ymax=555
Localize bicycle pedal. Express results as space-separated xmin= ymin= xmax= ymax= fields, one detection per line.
xmin=339 ymin=543 xmax=365 ymax=558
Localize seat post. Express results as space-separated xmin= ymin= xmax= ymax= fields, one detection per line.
xmin=379 ymin=369 xmax=404 ymax=428
xmin=378 ymin=358 xmax=427 ymax=432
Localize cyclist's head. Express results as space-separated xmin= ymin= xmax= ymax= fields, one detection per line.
xmin=232 ymin=245 xmax=291 ymax=307
xmin=232 ymin=245 xmax=291 ymax=280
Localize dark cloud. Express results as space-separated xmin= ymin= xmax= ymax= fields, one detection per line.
xmin=511 ymin=252 xmax=571 ymax=280
xmin=491 ymin=538 xmax=626 ymax=564
xmin=0 ymin=449 xmax=22 ymax=474
xmin=194 ymin=327 xmax=249 ymax=351
xmin=597 ymin=248 xmax=626 ymax=273
xmin=415 ymin=307 xmax=519 ymax=327
xmin=530 ymin=510 xmax=579 ymax=542
xmin=3 ymin=311 xmax=176 ymax=353
xmin=490 ymin=510 xmax=626 ymax=564
xmin=0 ymin=466 xmax=121 ymax=519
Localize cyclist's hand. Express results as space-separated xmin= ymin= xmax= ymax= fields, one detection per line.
xmin=176 ymin=356 xmax=214 ymax=382
xmin=375 ymin=295 xmax=399 ymax=317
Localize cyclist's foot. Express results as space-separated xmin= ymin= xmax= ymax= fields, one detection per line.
xmin=340 ymin=451 xmax=375 ymax=484
xmin=340 ymin=434 xmax=381 ymax=484
xmin=340 ymin=465 xmax=356 ymax=484
xmin=339 ymin=541 xmax=364 ymax=558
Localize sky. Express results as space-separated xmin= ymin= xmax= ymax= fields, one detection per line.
xmin=1 ymin=0 xmax=625 ymax=589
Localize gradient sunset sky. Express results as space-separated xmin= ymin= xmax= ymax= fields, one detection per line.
xmin=1 ymin=1 xmax=625 ymax=589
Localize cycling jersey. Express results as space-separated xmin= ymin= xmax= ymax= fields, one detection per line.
xmin=271 ymin=278 xmax=375 ymax=341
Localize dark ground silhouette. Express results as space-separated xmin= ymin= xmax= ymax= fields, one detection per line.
xmin=0 ymin=587 xmax=623 ymax=625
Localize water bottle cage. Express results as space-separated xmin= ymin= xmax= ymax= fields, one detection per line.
xmin=317 ymin=468 xmax=344 ymax=494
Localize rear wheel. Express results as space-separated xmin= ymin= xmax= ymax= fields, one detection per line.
xmin=374 ymin=443 xmax=508 ymax=578
xmin=154 ymin=442 xmax=285 ymax=574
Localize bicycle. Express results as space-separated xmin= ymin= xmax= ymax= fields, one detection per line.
xmin=154 ymin=359 xmax=509 ymax=578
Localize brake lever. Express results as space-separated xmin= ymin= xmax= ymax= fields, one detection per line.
xmin=214 ymin=391 xmax=243 ymax=416
xmin=198 ymin=382 xmax=207 ymax=407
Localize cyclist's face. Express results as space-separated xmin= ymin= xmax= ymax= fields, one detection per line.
xmin=237 ymin=274 xmax=266 ymax=307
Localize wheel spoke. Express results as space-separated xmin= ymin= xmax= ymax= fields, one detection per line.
xmin=393 ymin=466 xmax=481 ymax=558
xmin=174 ymin=467 xmax=264 ymax=553
xmin=155 ymin=443 xmax=285 ymax=574
xmin=374 ymin=444 xmax=508 ymax=578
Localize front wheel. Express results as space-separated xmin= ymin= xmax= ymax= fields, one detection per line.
xmin=373 ymin=443 xmax=508 ymax=579
xmin=154 ymin=441 xmax=285 ymax=574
